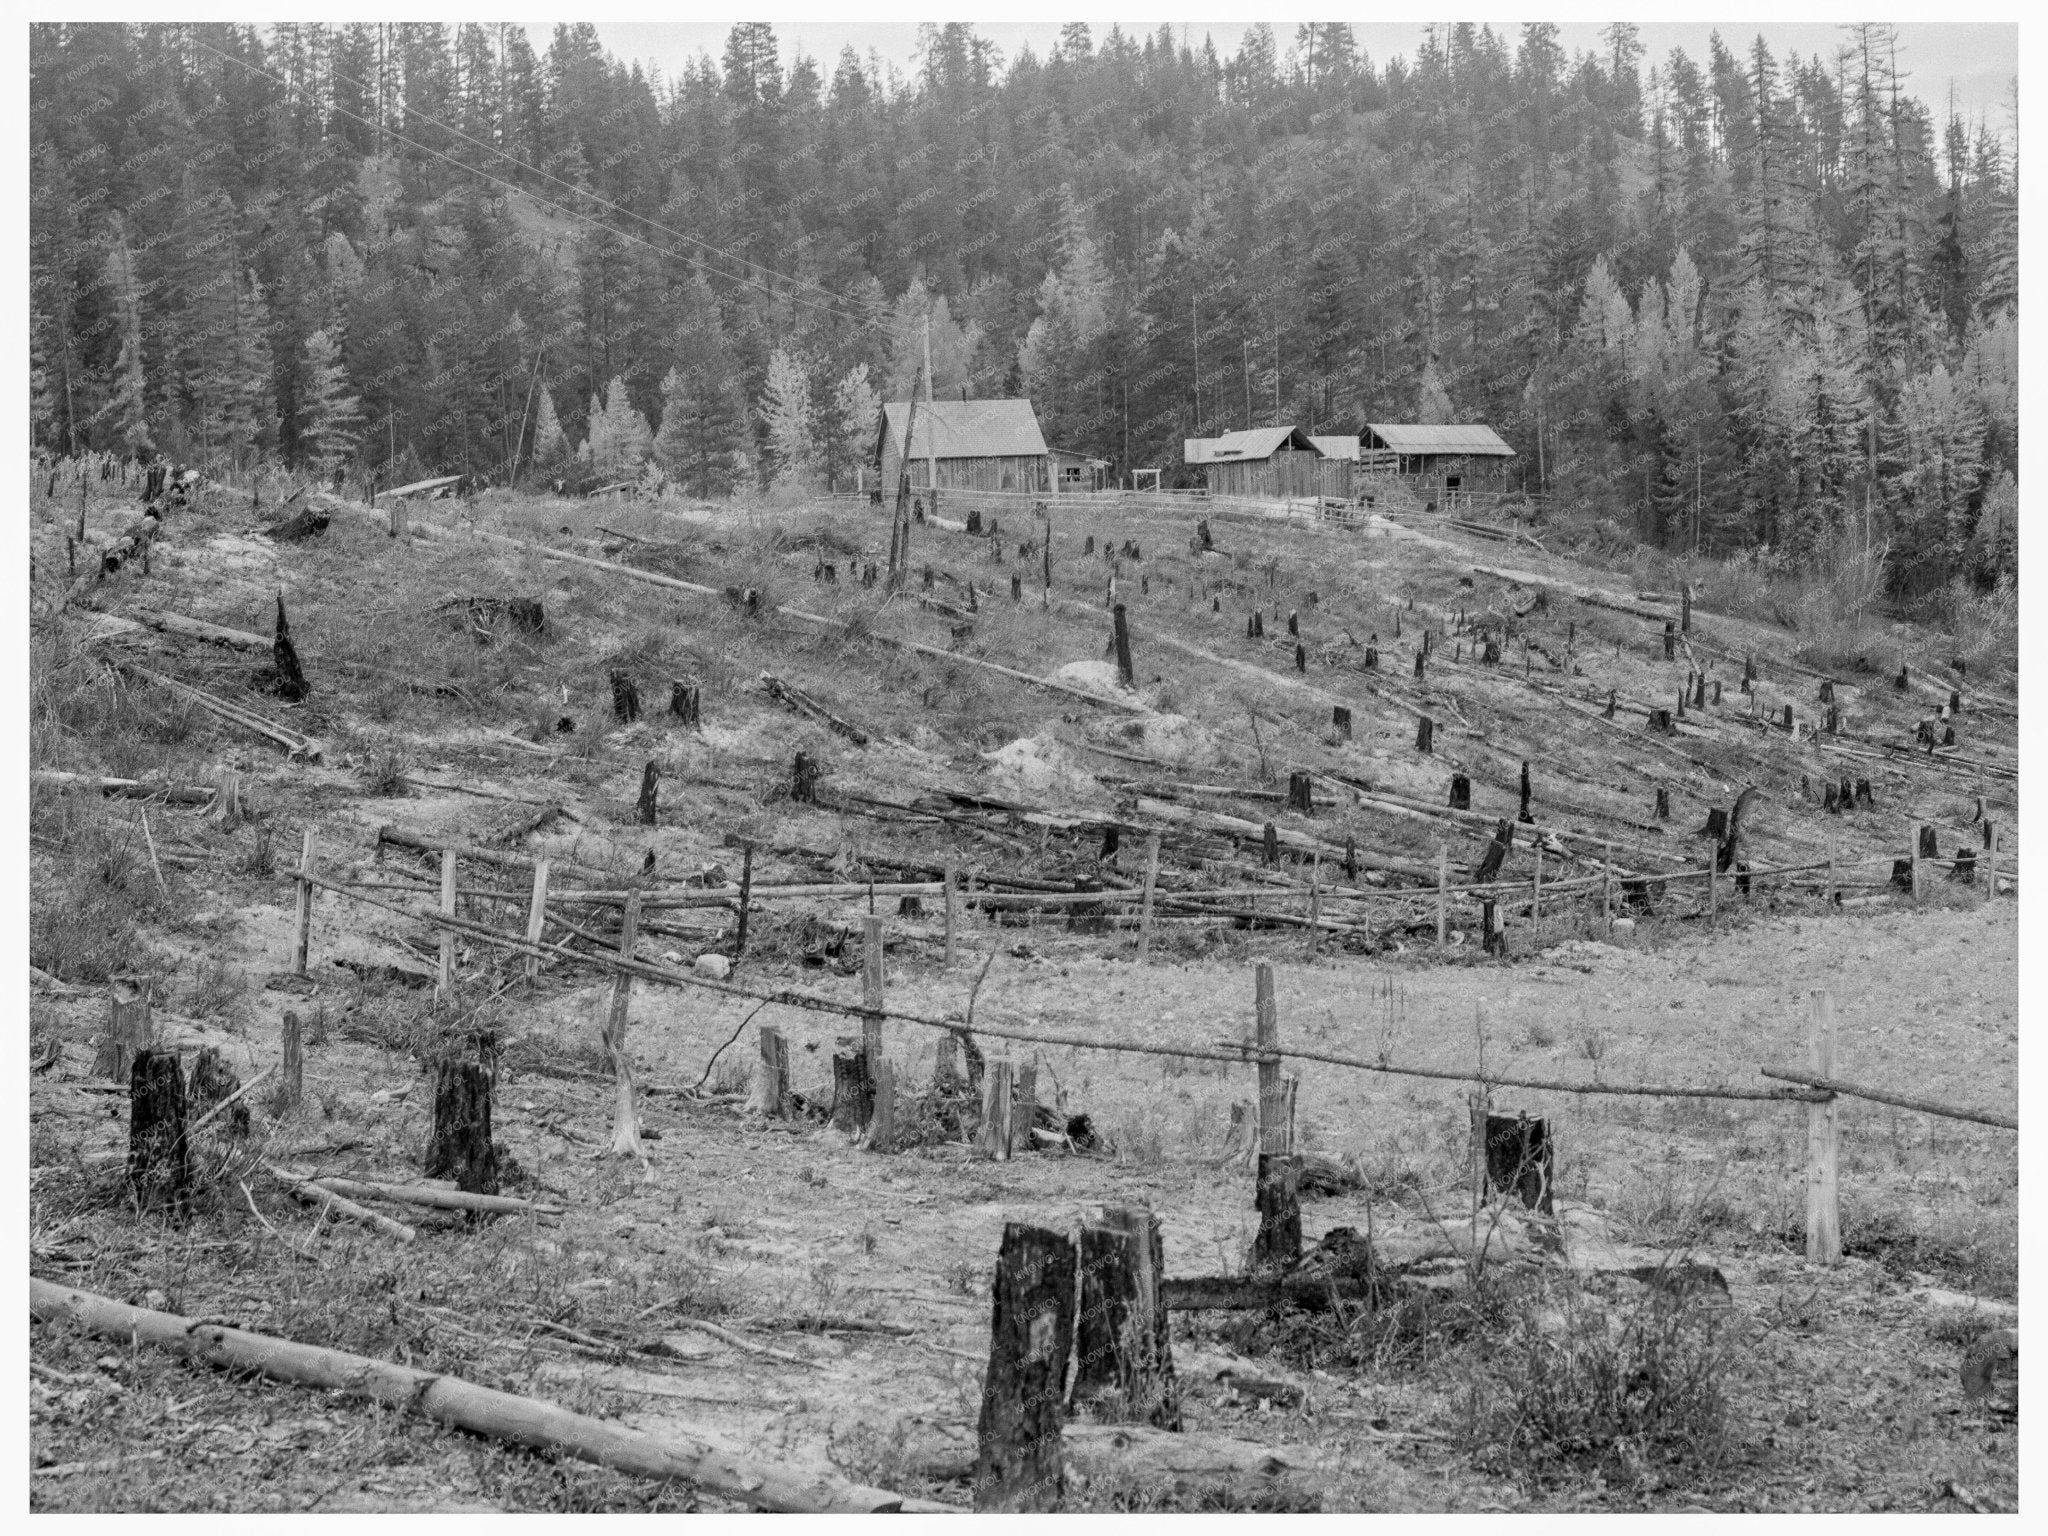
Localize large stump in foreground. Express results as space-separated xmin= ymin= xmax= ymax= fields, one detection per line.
xmin=973 ymin=1222 xmax=1078 ymax=1511
xmin=1072 ymin=1206 xmax=1181 ymax=1430
xmin=128 ymin=1049 xmax=192 ymax=1219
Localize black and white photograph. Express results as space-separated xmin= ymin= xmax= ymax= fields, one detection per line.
xmin=24 ymin=13 xmax=2021 ymax=1514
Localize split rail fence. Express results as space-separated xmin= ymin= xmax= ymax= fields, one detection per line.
xmin=273 ymin=822 xmax=2017 ymax=1276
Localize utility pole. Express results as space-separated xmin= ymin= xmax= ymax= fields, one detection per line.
xmin=1243 ymin=339 xmax=1250 ymax=429
xmin=923 ymin=313 xmax=936 ymax=497
xmin=1191 ymin=293 xmax=1201 ymax=438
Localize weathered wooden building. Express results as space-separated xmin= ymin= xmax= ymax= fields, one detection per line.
xmin=1182 ymin=426 xmax=1351 ymax=500
xmin=876 ymin=399 xmax=1051 ymax=493
xmin=1360 ymin=423 xmax=1517 ymax=506
xmin=1050 ymin=448 xmax=1113 ymax=491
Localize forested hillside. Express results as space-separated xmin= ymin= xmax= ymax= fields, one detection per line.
xmin=28 ymin=22 xmax=2017 ymax=592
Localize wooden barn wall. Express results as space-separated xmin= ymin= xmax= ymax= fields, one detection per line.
xmin=880 ymin=443 xmax=1049 ymax=492
xmin=1205 ymin=454 xmax=1351 ymax=500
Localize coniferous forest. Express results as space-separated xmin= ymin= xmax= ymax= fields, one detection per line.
xmin=29 ymin=22 xmax=2018 ymax=595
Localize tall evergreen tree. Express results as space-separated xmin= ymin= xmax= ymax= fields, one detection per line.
xmin=298 ymin=328 xmax=362 ymax=472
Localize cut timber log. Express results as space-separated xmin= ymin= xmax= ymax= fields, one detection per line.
xmin=28 ymin=1280 xmax=942 ymax=1512
xmin=121 ymin=662 xmax=323 ymax=762
xmin=273 ymin=1172 xmax=560 ymax=1217
xmin=266 ymin=1163 xmax=417 ymax=1243
xmin=124 ymin=608 xmax=270 ymax=651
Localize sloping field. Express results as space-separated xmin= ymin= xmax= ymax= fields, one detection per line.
xmin=28 ymin=472 xmax=2018 ymax=1513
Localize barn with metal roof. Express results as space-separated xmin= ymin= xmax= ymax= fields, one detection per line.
xmin=1360 ymin=423 xmax=1518 ymax=507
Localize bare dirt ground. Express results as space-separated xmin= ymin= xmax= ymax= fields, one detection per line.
xmin=28 ymin=476 xmax=2018 ymax=1513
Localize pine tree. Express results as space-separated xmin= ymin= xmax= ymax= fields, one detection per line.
xmin=298 ymin=328 xmax=363 ymax=473
xmin=820 ymin=361 xmax=880 ymax=492
xmin=531 ymin=385 xmax=569 ymax=469
xmin=652 ymin=277 xmax=748 ymax=497
xmin=584 ymin=377 xmax=653 ymax=478
xmin=759 ymin=348 xmax=819 ymax=488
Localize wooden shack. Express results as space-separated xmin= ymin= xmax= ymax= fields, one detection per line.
xmin=1182 ymin=426 xmax=1350 ymax=501
xmin=876 ymin=399 xmax=1050 ymax=493
xmin=1360 ymin=423 xmax=1516 ymax=508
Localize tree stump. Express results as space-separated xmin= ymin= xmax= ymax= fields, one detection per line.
xmin=189 ymin=1046 xmax=248 ymax=1137
xmin=1332 ymin=705 xmax=1352 ymax=738
xmin=1013 ymin=1065 xmax=1037 ymax=1157
xmin=1473 ymin=818 xmax=1515 ymax=883
xmin=977 ymin=1060 xmax=1015 ymax=1160
xmin=1824 ymin=783 xmax=1840 ymax=813
xmin=610 ymin=670 xmax=639 ymax=724
xmin=1894 ymin=663 xmax=1909 ymax=691
xmin=830 ymin=1051 xmax=873 ymax=1136
xmin=1344 ymin=836 xmax=1359 ymax=882
xmin=1262 ymin=822 xmax=1279 ymax=867
xmin=1654 ymin=787 xmax=1670 ymax=820
xmin=1819 ymin=679 xmax=1835 ymax=704
xmin=1413 ymin=651 xmax=1426 ymax=682
xmin=1287 ymin=771 xmax=1314 ymax=815
xmin=1662 ymin=620 xmax=1675 ymax=660
xmin=1603 ymin=689 xmax=1618 ymax=719
xmin=272 ymin=594 xmax=309 ymax=701
xmin=1011 ymin=573 xmax=1022 ymax=602
xmin=1364 ymin=645 xmax=1377 ymax=669
xmin=1519 ymin=761 xmax=1534 ymax=822
xmin=427 ymin=1048 xmax=500 ymax=1197
xmin=934 ymin=1031 xmax=960 ymax=1095
xmin=93 ymin=980 xmax=155 ymax=1082
xmin=1448 ymin=773 xmax=1471 ymax=811
xmin=868 ymin=1060 xmax=897 ymax=1152
xmin=1918 ymin=825 xmax=1939 ymax=860
xmin=972 ymin=1223 xmax=1077 ymax=1512
xmin=1416 ymin=716 xmax=1434 ymax=754
xmin=1073 ymin=1206 xmax=1181 ymax=1430
xmin=1482 ymin=639 xmax=1501 ymax=666
xmin=635 ymin=761 xmax=659 ymax=825
xmin=1782 ymin=704 xmax=1795 ymax=732
xmin=1294 ymin=642 xmax=1306 ymax=673
xmin=1855 ymin=778 xmax=1874 ymax=809
xmin=1113 ymin=603 xmax=1134 ymax=686
xmin=1482 ymin=1111 xmax=1555 ymax=1214
xmin=747 ymin=1027 xmax=788 ymax=1117
xmin=1481 ymin=898 xmax=1505 ymax=956
xmin=1951 ymin=846 xmax=1977 ymax=884
xmin=791 ymin=751 xmax=820 ymax=804
xmin=1083 ymin=534 xmax=1094 ymax=555
xmin=669 ymin=682 xmax=701 ymax=725
xmin=1648 ymin=707 xmax=1674 ymax=733
xmin=967 ymin=509 xmax=983 ymax=534
xmin=128 ymin=1049 xmax=192 ymax=1218
xmin=1694 ymin=673 xmax=1707 ymax=710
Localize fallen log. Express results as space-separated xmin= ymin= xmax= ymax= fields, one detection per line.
xmin=1161 ymin=1275 xmax=1383 ymax=1312
xmin=265 ymin=1162 xmax=416 ymax=1242
xmin=28 ymin=1278 xmax=946 ymax=1512
xmin=374 ymin=474 xmax=464 ymax=501
xmin=31 ymin=770 xmax=217 ymax=806
xmin=121 ymin=662 xmax=323 ymax=762
xmin=1756 ymin=1067 xmax=2016 ymax=1131
xmin=273 ymin=1170 xmax=565 ymax=1217
xmin=761 ymin=673 xmax=871 ymax=746
xmin=65 ymin=511 xmax=161 ymax=607
xmin=124 ymin=607 xmax=271 ymax=652
xmin=1131 ymin=796 xmax=1435 ymax=881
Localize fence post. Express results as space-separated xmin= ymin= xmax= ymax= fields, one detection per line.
xmin=1911 ymin=824 xmax=1924 ymax=903
xmin=1436 ymin=843 xmax=1448 ymax=946
xmin=747 ymin=1026 xmax=788 ymax=1117
xmin=1824 ymin=832 xmax=1835 ymax=906
xmin=1988 ymin=822 xmax=2000 ymax=899
xmin=291 ymin=829 xmax=316 ymax=977
xmin=1138 ymin=833 xmax=1160 ymax=964
xmin=523 ymin=857 xmax=551 ymax=983
xmin=1806 ymin=989 xmax=1841 ymax=1265
xmin=1252 ymin=963 xmax=1300 ymax=1269
xmin=1707 ymin=852 xmax=1717 ymax=927
xmin=1531 ymin=841 xmax=1542 ymax=928
xmin=437 ymin=848 xmax=457 ymax=996
xmin=604 ymin=890 xmax=646 ymax=1157
xmin=1305 ymin=855 xmax=1322 ymax=962
xmin=978 ymin=1059 xmax=1015 ymax=1161
xmin=1602 ymin=840 xmax=1613 ymax=934
xmin=280 ymin=1010 xmax=303 ymax=1111
xmin=861 ymin=916 xmax=885 ymax=1110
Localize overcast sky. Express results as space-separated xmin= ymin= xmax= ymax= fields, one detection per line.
xmin=582 ymin=17 xmax=2019 ymax=130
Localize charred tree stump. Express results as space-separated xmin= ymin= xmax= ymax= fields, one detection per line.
xmin=427 ymin=1048 xmax=500 ymax=1197
xmin=1648 ymin=707 xmax=1674 ymax=734
xmin=1262 ymin=822 xmax=1280 ymax=867
xmin=272 ymin=594 xmax=309 ymax=701
xmin=1287 ymin=772 xmax=1315 ymax=815
xmin=1113 ymin=604 xmax=1134 ymax=687
xmin=1819 ymin=680 xmax=1835 ymax=704
xmin=1482 ymin=638 xmax=1501 ymax=666
xmin=669 ymin=682 xmax=701 ymax=725
xmin=1895 ymin=663 xmax=1910 ymax=692
xmin=1448 ymin=773 xmax=1472 ymax=811
xmin=1704 ymin=807 xmax=1729 ymax=842
xmin=1951 ymin=846 xmax=1978 ymax=885
xmin=1286 ymin=610 xmax=1299 ymax=637
xmin=1332 ymin=705 xmax=1352 ymax=739
xmin=1950 ymin=689 xmax=1963 ymax=716
xmin=1416 ymin=716 xmax=1434 ymax=753
xmin=1855 ymin=778 xmax=1874 ymax=810
xmin=1414 ymin=651 xmax=1426 ymax=682
xmin=635 ymin=761 xmax=659 ymax=826
xmin=972 ymin=1223 xmax=1077 ymax=1512
xmin=1655 ymin=787 xmax=1670 ymax=820
xmin=1482 ymin=1112 xmax=1555 ymax=1214
xmin=1782 ymin=704 xmax=1795 ymax=732
xmin=1944 ymin=724 xmax=1957 ymax=747
xmin=830 ymin=1052 xmax=874 ymax=1136
xmin=791 ymin=751 xmax=820 ymax=804
xmin=1363 ymin=645 xmax=1377 ymax=669
xmin=1343 ymin=836 xmax=1359 ymax=883
xmin=1838 ymin=775 xmax=1855 ymax=810
xmin=1663 ymin=620 xmax=1676 ymax=660
xmin=1518 ymin=761 xmax=1533 ymax=823
xmin=967 ymin=509 xmax=983 ymax=534
xmin=609 ymin=670 xmax=639 ymax=724
xmin=1072 ymin=1206 xmax=1181 ymax=1430
xmin=128 ymin=1049 xmax=192 ymax=1218
xmin=189 ymin=1046 xmax=248 ymax=1138
xmin=1474 ymin=818 xmax=1515 ymax=884
xmin=1824 ymin=782 xmax=1841 ymax=813
xmin=1694 ymin=674 xmax=1707 ymax=710
xmin=1826 ymin=703 xmax=1841 ymax=734
xmin=1918 ymin=825 xmax=1940 ymax=861
xmin=1083 ymin=534 xmax=1095 ymax=555
xmin=1712 ymin=680 xmax=1723 ymax=706
xmin=1681 ymin=583 xmax=1692 ymax=634
xmin=1251 ymin=966 xmax=1301 ymax=1270
xmin=1010 ymin=574 xmax=1022 ymax=602
xmin=1294 ymin=642 xmax=1306 ymax=673
xmin=1603 ymin=689 xmax=1618 ymax=719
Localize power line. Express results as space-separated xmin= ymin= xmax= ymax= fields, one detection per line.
xmin=187 ymin=37 xmax=883 ymax=330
